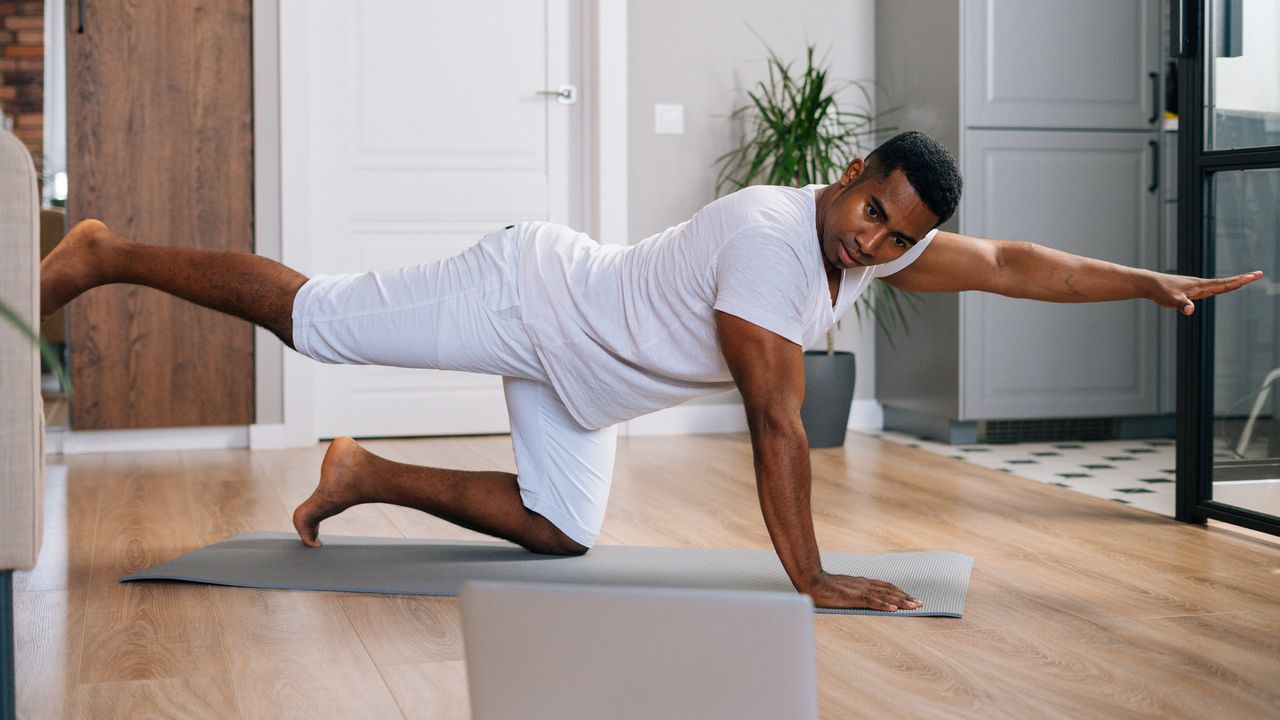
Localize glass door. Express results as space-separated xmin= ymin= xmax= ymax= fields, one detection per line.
xmin=1175 ymin=0 xmax=1280 ymax=536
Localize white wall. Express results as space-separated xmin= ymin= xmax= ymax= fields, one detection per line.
xmin=627 ymin=0 xmax=880 ymax=404
xmin=257 ymin=2 xmax=879 ymax=447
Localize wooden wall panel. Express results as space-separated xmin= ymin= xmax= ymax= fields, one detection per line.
xmin=66 ymin=0 xmax=254 ymax=430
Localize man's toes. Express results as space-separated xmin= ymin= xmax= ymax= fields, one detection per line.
xmin=292 ymin=503 xmax=324 ymax=547
xmin=299 ymin=526 xmax=324 ymax=548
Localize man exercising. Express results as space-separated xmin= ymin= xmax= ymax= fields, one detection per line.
xmin=40 ymin=131 xmax=1261 ymax=612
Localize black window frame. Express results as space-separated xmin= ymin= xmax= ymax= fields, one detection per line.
xmin=1174 ymin=0 xmax=1280 ymax=536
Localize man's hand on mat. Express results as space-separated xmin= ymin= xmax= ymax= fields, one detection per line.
xmin=807 ymin=571 xmax=922 ymax=612
xmin=1147 ymin=270 xmax=1263 ymax=316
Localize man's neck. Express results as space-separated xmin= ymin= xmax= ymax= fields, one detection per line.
xmin=813 ymin=185 xmax=829 ymax=242
xmin=814 ymin=185 xmax=842 ymax=279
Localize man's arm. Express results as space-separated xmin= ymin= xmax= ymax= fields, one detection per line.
xmin=882 ymin=231 xmax=1262 ymax=313
xmin=715 ymin=310 xmax=922 ymax=611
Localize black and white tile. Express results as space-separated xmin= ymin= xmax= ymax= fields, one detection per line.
xmin=870 ymin=431 xmax=1178 ymax=516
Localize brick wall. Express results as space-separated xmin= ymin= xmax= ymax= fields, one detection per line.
xmin=0 ymin=1 xmax=43 ymax=177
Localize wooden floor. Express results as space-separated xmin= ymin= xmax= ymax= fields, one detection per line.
xmin=14 ymin=432 xmax=1280 ymax=719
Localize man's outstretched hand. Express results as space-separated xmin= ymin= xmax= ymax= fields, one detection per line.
xmin=1149 ymin=270 xmax=1264 ymax=316
xmin=806 ymin=571 xmax=924 ymax=612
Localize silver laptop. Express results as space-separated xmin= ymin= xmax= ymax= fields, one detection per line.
xmin=460 ymin=581 xmax=818 ymax=720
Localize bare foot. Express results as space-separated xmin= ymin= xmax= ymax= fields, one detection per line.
xmin=39 ymin=218 xmax=121 ymax=321
xmin=292 ymin=436 xmax=370 ymax=548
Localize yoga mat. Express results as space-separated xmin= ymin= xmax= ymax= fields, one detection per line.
xmin=122 ymin=532 xmax=974 ymax=617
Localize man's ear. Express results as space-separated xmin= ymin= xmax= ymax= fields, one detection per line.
xmin=839 ymin=157 xmax=865 ymax=187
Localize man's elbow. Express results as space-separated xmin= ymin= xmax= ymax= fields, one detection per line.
xmin=745 ymin=403 xmax=806 ymax=441
xmin=993 ymin=240 xmax=1030 ymax=272
xmin=993 ymin=240 xmax=1038 ymax=298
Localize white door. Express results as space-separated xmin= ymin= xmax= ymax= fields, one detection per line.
xmin=283 ymin=0 xmax=575 ymax=439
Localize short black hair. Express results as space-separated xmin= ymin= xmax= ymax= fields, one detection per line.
xmin=865 ymin=131 xmax=962 ymax=226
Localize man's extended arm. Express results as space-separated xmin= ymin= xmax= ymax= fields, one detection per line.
xmin=715 ymin=310 xmax=921 ymax=611
xmin=881 ymin=231 xmax=1261 ymax=311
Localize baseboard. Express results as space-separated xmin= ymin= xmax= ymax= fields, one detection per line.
xmin=622 ymin=399 xmax=884 ymax=437
xmin=848 ymin=400 xmax=884 ymax=432
xmin=249 ymin=423 xmax=288 ymax=450
xmin=623 ymin=402 xmax=748 ymax=436
xmin=46 ymin=425 xmax=250 ymax=455
xmin=39 ymin=402 xmax=882 ymax=451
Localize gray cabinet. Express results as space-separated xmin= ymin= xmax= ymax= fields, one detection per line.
xmin=875 ymin=0 xmax=1173 ymax=443
xmin=959 ymin=131 xmax=1161 ymax=419
xmin=963 ymin=0 xmax=1162 ymax=129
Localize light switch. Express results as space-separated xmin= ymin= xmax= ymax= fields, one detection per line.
xmin=654 ymin=103 xmax=684 ymax=135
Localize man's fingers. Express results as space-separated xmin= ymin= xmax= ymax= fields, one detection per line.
xmin=1162 ymin=271 xmax=1262 ymax=313
xmin=872 ymin=586 xmax=922 ymax=610
xmin=817 ymin=575 xmax=923 ymax=611
xmin=872 ymin=593 xmax=921 ymax=612
xmin=1187 ymin=271 xmax=1264 ymax=300
xmin=1222 ymin=271 xmax=1264 ymax=291
xmin=860 ymin=591 xmax=901 ymax=607
xmin=862 ymin=594 xmax=894 ymax=611
xmin=869 ymin=579 xmax=920 ymax=603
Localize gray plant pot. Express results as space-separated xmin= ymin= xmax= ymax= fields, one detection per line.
xmin=800 ymin=350 xmax=856 ymax=448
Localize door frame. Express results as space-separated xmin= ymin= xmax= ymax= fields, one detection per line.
xmin=254 ymin=0 xmax=629 ymax=448
xmin=1174 ymin=0 xmax=1280 ymax=536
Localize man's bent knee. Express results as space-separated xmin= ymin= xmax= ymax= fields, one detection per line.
xmin=522 ymin=512 xmax=590 ymax=556
xmin=526 ymin=533 xmax=590 ymax=557
xmin=533 ymin=539 xmax=589 ymax=557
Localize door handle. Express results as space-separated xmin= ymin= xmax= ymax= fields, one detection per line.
xmin=1149 ymin=72 xmax=1160 ymax=124
xmin=537 ymin=85 xmax=577 ymax=105
xmin=1148 ymin=140 xmax=1160 ymax=193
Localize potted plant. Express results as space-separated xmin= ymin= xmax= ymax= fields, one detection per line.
xmin=715 ymin=43 xmax=912 ymax=447
xmin=0 ymin=300 xmax=69 ymax=396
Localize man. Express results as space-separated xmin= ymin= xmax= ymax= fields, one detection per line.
xmin=40 ymin=132 xmax=1260 ymax=612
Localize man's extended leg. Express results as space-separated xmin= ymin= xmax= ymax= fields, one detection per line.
xmin=295 ymin=437 xmax=589 ymax=556
xmin=43 ymin=220 xmax=592 ymax=554
xmin=40 ymin=219 xmax=306 ymax=347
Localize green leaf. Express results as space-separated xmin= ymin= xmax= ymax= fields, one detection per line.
xmin=0 ymin=298 xmax=71 ymax=398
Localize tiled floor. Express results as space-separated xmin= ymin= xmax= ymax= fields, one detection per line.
xmin=870 ymin=431 xmax=1179 ymax=516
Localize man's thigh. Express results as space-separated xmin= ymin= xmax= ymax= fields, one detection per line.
xmin=289 ymin=227 xmax=545 ymax=381
xmin=504 ymin=376 xmax=618 ymax=548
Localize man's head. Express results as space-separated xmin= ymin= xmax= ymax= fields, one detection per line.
xmin=817 ymin=131 xmax=962 ymax=271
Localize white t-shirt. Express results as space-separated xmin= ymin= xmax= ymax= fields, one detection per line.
xmin=516 ymin=184 xmax=937 ymax=430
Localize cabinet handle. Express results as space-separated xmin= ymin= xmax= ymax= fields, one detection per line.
xmin=1148 ymin=140 xmax=1160 ymax=193
xmin=1148 ymin=72 xmax=1159 ymax=124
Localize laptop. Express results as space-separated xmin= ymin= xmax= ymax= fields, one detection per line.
xmin=460 ymin=581 xmax=818 ymax=720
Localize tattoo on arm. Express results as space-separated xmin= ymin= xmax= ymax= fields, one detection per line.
xmin=1063 ymin=272 xmax=1086 ymax=298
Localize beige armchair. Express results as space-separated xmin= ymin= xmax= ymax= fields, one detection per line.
xmin=0 ymin=128 xmax=44 ymax=719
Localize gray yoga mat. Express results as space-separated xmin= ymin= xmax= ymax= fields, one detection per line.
xmin=122 ymin=531 xmax=974 ymax=617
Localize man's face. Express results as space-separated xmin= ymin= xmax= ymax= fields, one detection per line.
xmin=819 ymin=158 xmax=941 ymax=272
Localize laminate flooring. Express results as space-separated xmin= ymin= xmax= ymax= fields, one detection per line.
xmin=14 ymin=432 xmax=1280 ymax=719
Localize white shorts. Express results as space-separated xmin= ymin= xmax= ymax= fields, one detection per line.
xmin=290 ymin=227 xmax=617 ymax=547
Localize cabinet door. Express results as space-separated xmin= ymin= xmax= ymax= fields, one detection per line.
xmin=960 ymin=130 xmax=1160 ymax=419
xmin=963 ymin=0 xmax=1160 ymax=129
